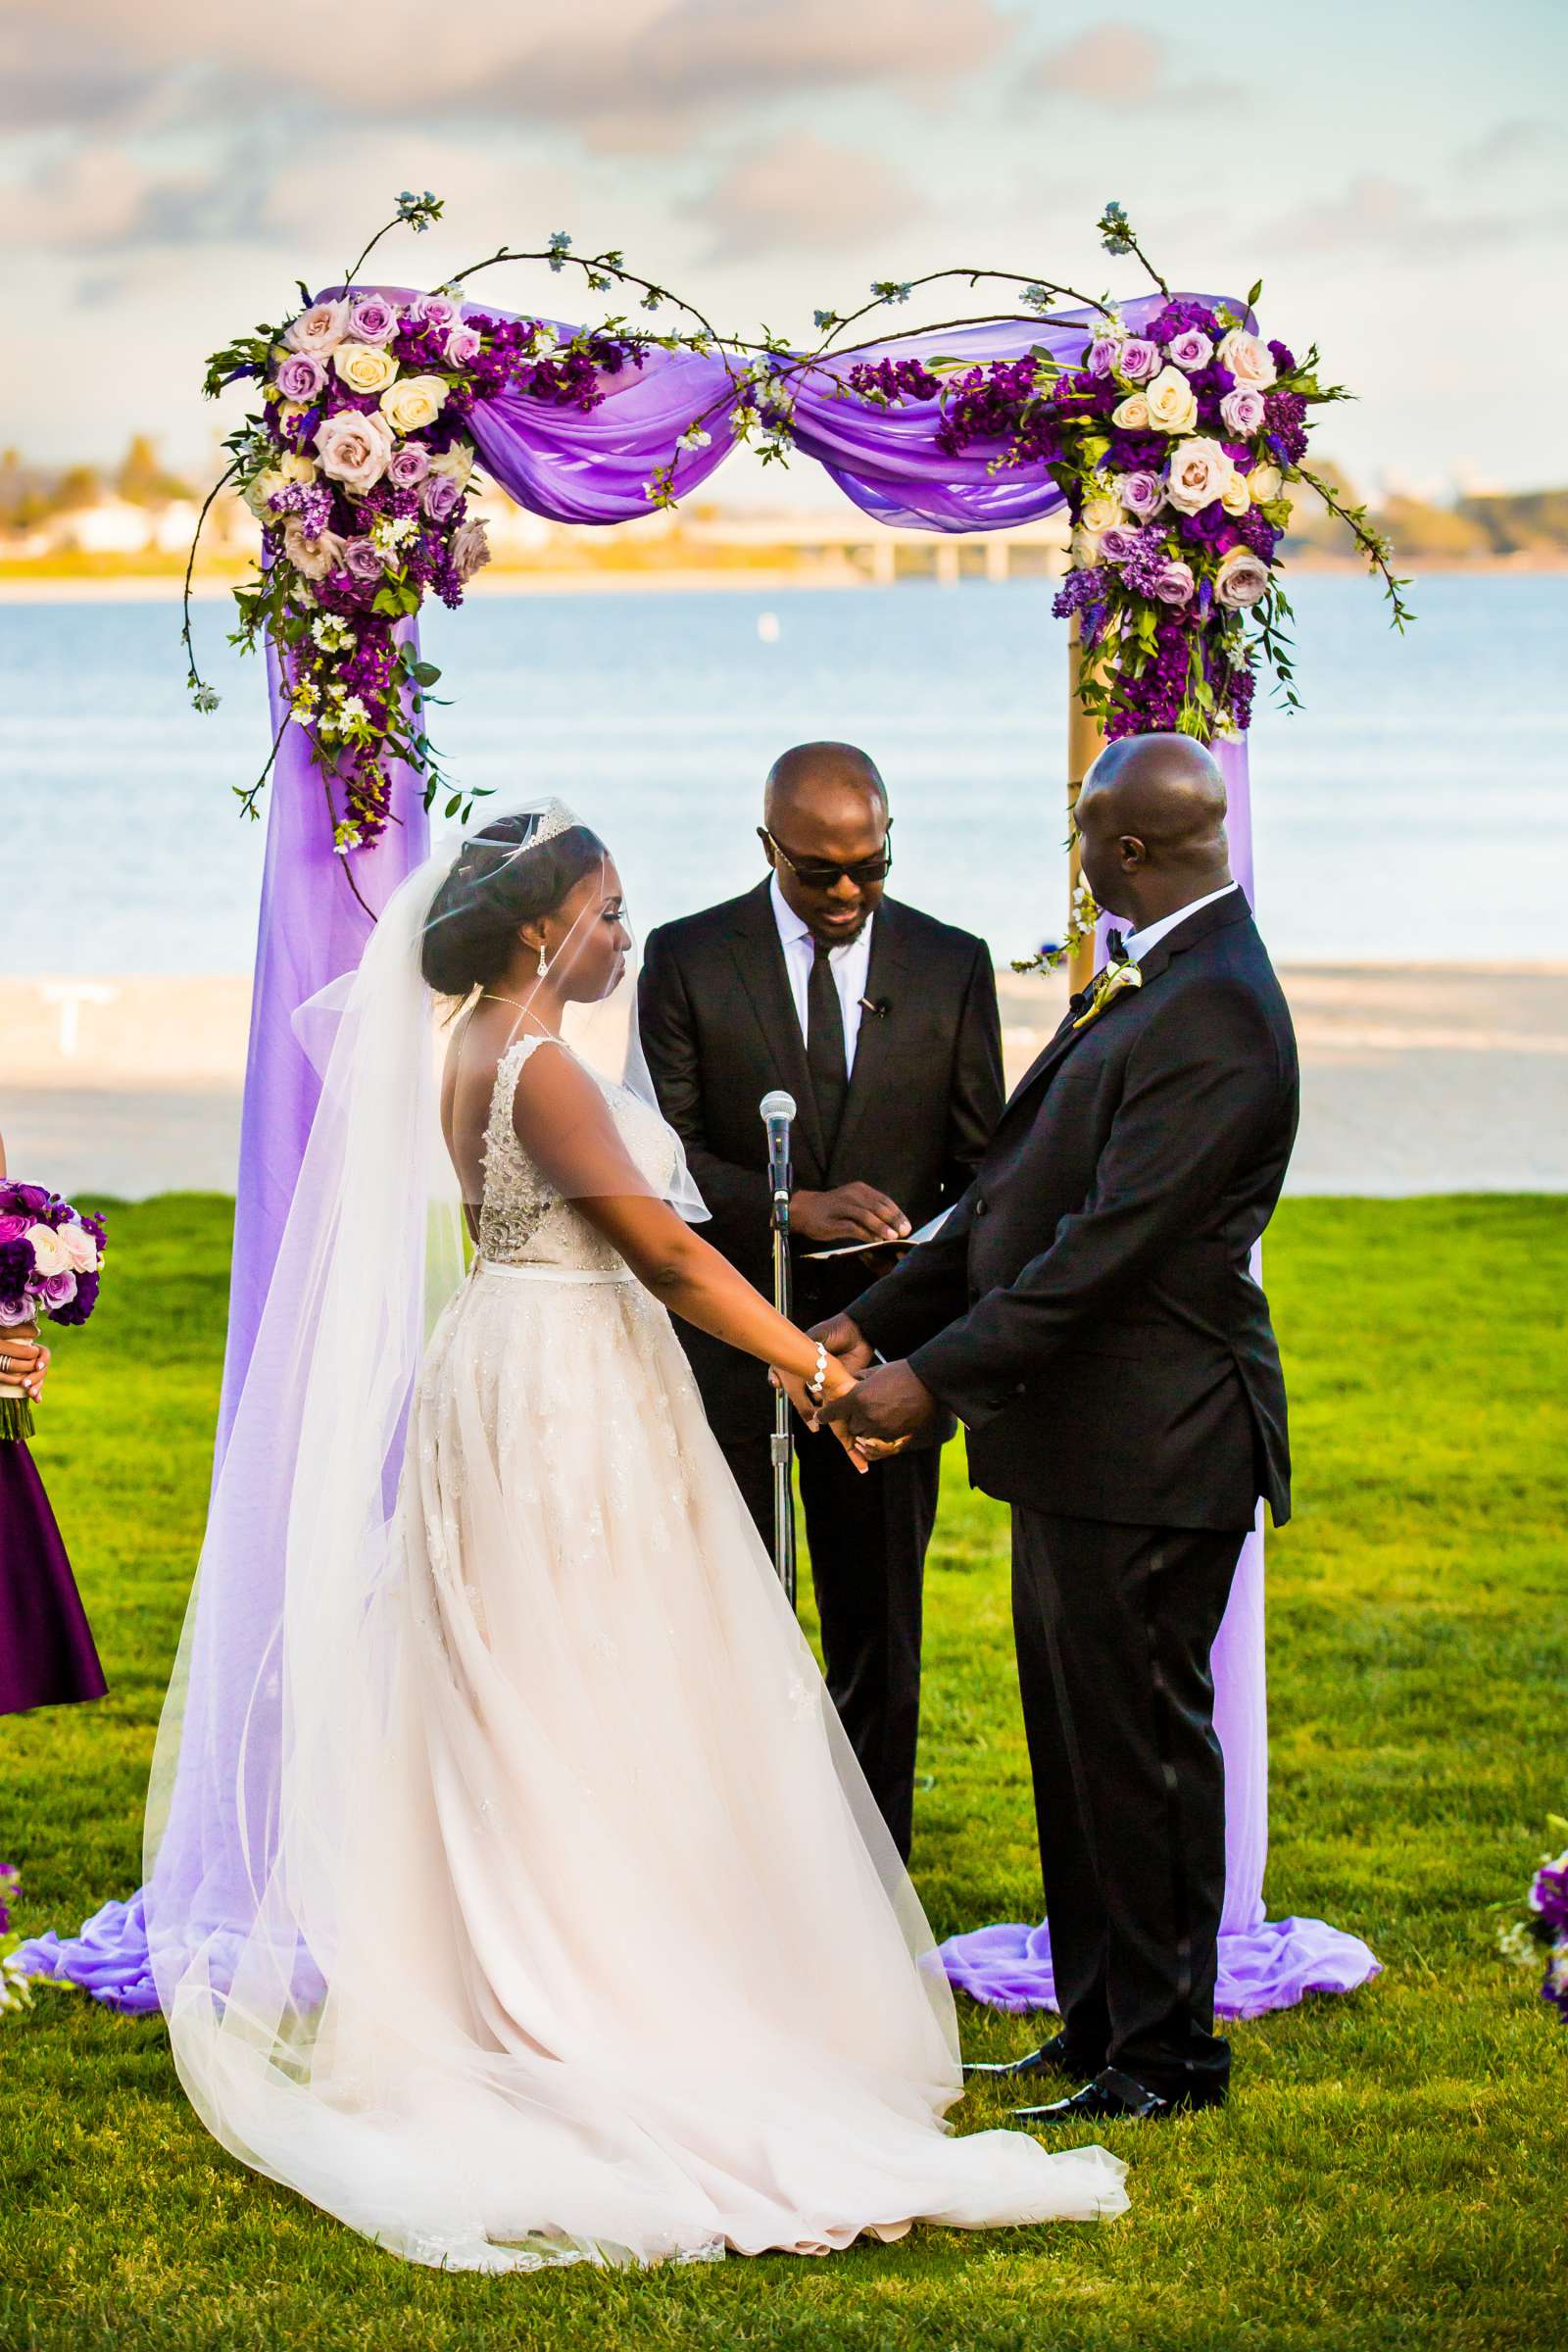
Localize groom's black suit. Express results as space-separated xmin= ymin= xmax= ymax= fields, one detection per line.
xmin=847 ymin=889 xmax=1298 ymax=2099
xmin=638 ymin=881 xmax=1004 ymax=1858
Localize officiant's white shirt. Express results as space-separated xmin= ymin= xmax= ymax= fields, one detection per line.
xmin=1122 ymin=881 xmax=1241 ymax=965
xmin=770 ymin=871 xmax=874 ymax=1073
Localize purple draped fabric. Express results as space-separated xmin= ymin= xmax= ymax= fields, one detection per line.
xmin=24 ymin=286 xmax=1375 ymax=2023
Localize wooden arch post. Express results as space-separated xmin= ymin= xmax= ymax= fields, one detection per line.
xmin=1065 ymin=617 xmax=1104 ymax=996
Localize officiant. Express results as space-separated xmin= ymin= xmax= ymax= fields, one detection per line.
xmin=638 ymin=743 xmax=1004 ymax=1857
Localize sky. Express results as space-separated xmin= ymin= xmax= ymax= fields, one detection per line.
xmin=3 ymin=0 xmax=1565 ymax=506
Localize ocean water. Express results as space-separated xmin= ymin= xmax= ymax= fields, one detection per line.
xmin=2 ymin=572 xmax=1563 ymax=973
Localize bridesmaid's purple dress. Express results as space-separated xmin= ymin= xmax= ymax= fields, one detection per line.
xmin=0 ymin=1440 xmax=107 ymax=1715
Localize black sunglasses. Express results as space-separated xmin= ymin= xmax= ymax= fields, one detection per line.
xmin=760 ymin=822 xmax=894 ymax=892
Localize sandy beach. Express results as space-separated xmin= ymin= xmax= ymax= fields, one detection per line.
xmin=4 ymin=963 xmax=1564 ymax=1200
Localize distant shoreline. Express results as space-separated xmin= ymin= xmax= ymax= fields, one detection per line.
xmin=2 ymin=556 xmax=1564 ymax=605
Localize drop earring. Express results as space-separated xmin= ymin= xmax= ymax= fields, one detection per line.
xmin=536 ymin=943 xmax=549 ymax=979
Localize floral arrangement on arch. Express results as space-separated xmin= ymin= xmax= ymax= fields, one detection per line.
xmin=841 ymin=206 xmax=1408 ymax=746
xmin=195 ymin=198 xmax=667 ymax=863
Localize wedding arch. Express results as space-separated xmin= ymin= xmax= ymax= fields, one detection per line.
xmin=24 ymin=195 xmax=1396 ymax=2017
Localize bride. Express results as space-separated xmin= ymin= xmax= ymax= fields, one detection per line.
xmin=146 ymin=800 xmax=1126 ymax=2272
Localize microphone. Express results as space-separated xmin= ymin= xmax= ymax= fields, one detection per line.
xmin=760 ymin=1090 xmax=796 ymax=1225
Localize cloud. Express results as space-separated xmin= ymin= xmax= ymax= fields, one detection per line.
xmin=0 ymin=12 xmax=155 ymax=130
xmin=1453 ymin=117 xmax=1560 ymax=175
xmin=686 ymin=132 xmax=927 ymax=262
xmin=1265 ymin=172 xmax=1562 ymax=260
xmin=1023 ymin=22 xmax=1247 ymax=115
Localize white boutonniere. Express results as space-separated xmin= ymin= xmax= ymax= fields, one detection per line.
xmin=1071 ymin=956 xmax=1143 ymax=1030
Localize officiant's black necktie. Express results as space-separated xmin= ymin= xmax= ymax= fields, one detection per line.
xmin=807 ymin=942 xmax=850 ymax=1152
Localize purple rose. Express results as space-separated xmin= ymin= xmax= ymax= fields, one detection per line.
xmin=340 ymin=536 xmax=385 ymax=582
xmin=1115 ymin=468 xmax=1165 ymax=519
xmin=410 ymin=294 xmax=459 ymax=333
xmin=347 ymin=295 xmax=399 ymax=345
xmin=50 ymin=1269 xmax=98 ymax=1326
xmin=0 ymin=1215 xmax=28 ymax=1244
xmin=1118 ymin=338 xmax=1160 ymax=384
xmin=1152 ymin=560 xmax=1197 ymax=606
xmin=444 ymin=325 xmax=481 ymax=368
xmin=420 ymin=472 xmax=463 ymax=524
xmin=1166 ymin=328 xmax=1214 ymax=373
xmin=1086 ymin=339 xmax=1120 ymax=378
xmin=2 ymin=1184 xmax=52 ymax=1216
xmin=387 ymin=444 xmax=430 ymax=489
xmin=1220 ymin=386 xmax=1266 ymax=437
xmin=37 ymin=1269 xmax=77 ymax=1311
xmin=1100 ymin=525 xmax=1143 ymax=564
xmin=275 ymin=352 xmax=327 ymax=403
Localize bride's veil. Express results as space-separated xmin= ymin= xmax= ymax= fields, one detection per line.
xmin=142 ymin=796 xmax=962 ymax=2270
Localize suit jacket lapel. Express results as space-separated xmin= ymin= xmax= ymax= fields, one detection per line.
xmin=830 ymin=901 xmax=908 ymax=1178
xmin=724 ymin=880 xmax=827 ymax=1175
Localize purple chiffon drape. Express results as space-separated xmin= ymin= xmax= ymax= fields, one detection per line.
xmin=23 ymin=287 xmax=1376 ymax=2023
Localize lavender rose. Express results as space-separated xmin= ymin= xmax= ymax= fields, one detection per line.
xmin=410 ymin=294 xmax=460 ymax=332
xmin=1117 ymin=338 xmax=1160 ymax=385
xmin=340 ymin=536 xmax=385 ymax=583
xmin=387 ymin=444 xmax=431 ymax=489
xmin=1099 ymin=525 xmax=1143 ymax=564
xmin=420 ymin=471 xmax=463 ymax=524
xmin=347 ymin=294 xmax=400 ymax=345
xmin=284 ymin=299 xmax=350 ymax=359
xmin=1166 ymin=328 xmax=1213 ymax=373
xmin=444 ymin=325 xmax=482 ymax=368
xmin=1214 ymin=548 xmax=1271 ymax=608
xmin=275 ymin=352 xmax=327 ymax=404
xmin=1152 ymin=560 xmax=1197 ymax=606
xmin=1114 ymin=468 xmax=1165 ymax=519
xmin=1220 ymin=386 xmax=1266 ymax=437
xmin=37 ymin=1270 xmax=77 ymax=1311
xmin=314 ymin=409 xmax=395 ymax=493
xmin=1087 ymin=339 xmax=1121 ymax=378
xmin=449 ymin=515 xmax=491 ymax=582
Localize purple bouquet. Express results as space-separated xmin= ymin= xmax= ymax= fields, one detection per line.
xmin=1498 ymin=1816 xmax=1568 ymax=2023
xmin=0 ymin=1181 xmax=107 ymax=1441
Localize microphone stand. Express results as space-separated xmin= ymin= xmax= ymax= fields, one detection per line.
xmin=761 ymin=1093 xmax=798 ymax=1610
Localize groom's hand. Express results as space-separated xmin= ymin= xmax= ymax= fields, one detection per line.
xmin=819 ymin=1358 xmax=940 ymax=1456
xmin=808 ymin=1311 xmax=876 ymax=1378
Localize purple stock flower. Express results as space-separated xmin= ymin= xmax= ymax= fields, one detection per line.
xmin=275 ymin=353 xmax=327 ymax=403
xmin=0 ymin=1239 xmax=35 ymax=1295
xmin=1268 ymin=339 xmax=1298 ymax=375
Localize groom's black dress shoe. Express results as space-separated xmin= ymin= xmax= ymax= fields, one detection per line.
xmin=962 ymin=2031 xmax=1100 ymax=2085
xmin=1011 ymin=2067 xmax=1227 ymax=2125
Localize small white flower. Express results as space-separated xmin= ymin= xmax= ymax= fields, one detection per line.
xmin=339 ymin=695 xmax=368 ymax=725
xmin=676 ymin=426 xmax=711 ymax=453
xmin=730 ymin=405 xmax=760 ymax=436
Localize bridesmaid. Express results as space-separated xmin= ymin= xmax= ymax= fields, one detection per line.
xmin=0 ymin=1125 xmax=107 ymax=1719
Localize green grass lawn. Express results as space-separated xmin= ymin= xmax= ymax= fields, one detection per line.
xmin=2 ymin=1195 xmax=1564 ymax=2352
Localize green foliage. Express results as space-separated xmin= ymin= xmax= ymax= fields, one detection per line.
xmin=2 ymin=1195 xmax=1564 ymax=2350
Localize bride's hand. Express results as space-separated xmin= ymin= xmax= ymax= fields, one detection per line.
xmin=772 ymin=1354 xmax=868 ymax=1473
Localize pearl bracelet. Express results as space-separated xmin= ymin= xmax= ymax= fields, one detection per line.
xmin=806 ymin=1342 xmax=828 ymax=1405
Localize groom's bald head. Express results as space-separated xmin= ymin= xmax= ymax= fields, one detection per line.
xmin=1075 ymin=734 xmax=1232 ymax=927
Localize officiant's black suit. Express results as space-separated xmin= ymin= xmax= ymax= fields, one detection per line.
xmin=638 ymin=881 xmax=1004 ymax=1857
xmin=848 ymin=889 xmax=1298 ymax=2100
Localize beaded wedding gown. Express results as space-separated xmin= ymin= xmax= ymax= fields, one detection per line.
xmin=173 ymin=1028 xmax=1124 ymax=2270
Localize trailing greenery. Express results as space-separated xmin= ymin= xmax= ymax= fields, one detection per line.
xmin=2 ymin=1195 xmax=1563 ymax=2351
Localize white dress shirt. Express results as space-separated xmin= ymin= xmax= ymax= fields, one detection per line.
xmin=769 ymin=872 xmax=874 ymax=1074
xmin=1121 ymin=881 xmax=1241 ymax=965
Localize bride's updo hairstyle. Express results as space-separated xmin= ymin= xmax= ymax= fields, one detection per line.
xmin=420 ymin=813 xmax=609 ymax=998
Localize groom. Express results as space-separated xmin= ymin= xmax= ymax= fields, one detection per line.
xmin=816 ymin=734 xmax=1298 ymax=2120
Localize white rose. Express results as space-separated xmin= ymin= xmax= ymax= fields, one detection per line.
xmin=332 ymin=341 xmax=400 ymax=397
xmin=1216 ymin=329 xmax=1276 ymax=391
xmin=1081 ymin=495 xmax=1126 ymax=536
xmin=1144 ymin=366 xmax=1200 ymax=434
xmin=313 ymin=410 xmax=395 ymax=493
xmin=1070 ymin=527 xmax=1104 ymax=568
xmin=1219 ymin=467 xmax=1251 ymax=517
xmin=1248 ymin=463 xmax=1285 ymax=504
xmin=1164 ymin=437 xmax=1232 ymax=514
xmin=57 ymin=1224 xmax=100 ymax=1275
xmin=24 ymin=1224 xmax=68 ymax=1277
xmin=1214 ymin=547 xmax=1271 ymax=608
xmin=378 ymin=375 xmax=448 ymax=437
xmin=1110 ymin=392 xmax=1150 ymax=432
xmin=428 ymin=440 xmax=475 ymax=491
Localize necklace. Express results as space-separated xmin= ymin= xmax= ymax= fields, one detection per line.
xmin=476 ymin=992 xmax=562 ymax=1041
